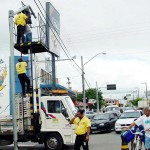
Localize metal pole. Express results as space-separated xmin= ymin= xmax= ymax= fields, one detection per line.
xmin=137 ymin=88 xmax=139 ymax=99
xmin=9 ymin=10 xmax=18 ymax=150
xmin=96 ymin=82 xmax=99 ymax=113
xmin=81 ymin=56 xmax=86 ymax=110
xmin=145 ymin=83 xmax=148 ymax=106
xmin=133 ymin=91 xmax=134 ymax=100
xmin=52 ymin=54 xmax=56 ymax=90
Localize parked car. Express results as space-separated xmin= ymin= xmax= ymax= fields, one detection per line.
xmin=106 ymin=110 xmax=121 ymax=118
xmin=91 ymin=112 xmax=118 ymax=133
xmin=119 ymin=107 xmax=135 ymax=113
xmin=115 ymin=110 xmax=143 ymax=133
xmin=105 ymin=105 xmax=120 ymax=112
xmin=85 ymin=111 xmax=96 ymax=119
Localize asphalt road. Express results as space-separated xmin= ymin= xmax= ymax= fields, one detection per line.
xmin=0 ymin=131 xmax=145 ymax=150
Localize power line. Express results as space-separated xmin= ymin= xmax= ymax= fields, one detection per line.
xmin=34 ymin=0 xmax=92 ymax=88
xmin=34 ymin=0 xmax=82 ymax=74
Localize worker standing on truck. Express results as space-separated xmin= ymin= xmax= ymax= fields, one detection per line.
xmin=70 ymin=109 xmax=91 ymax=150
xmin=15 ymin=12 xmax=28 ymax=44
xmin=16 ymin=57 xmax=30 ymax=97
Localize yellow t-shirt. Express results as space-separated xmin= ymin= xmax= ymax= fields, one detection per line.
xmin=15 ymin=13 xmax=27 ymax=26
xmin=73 ymin=116 xmax=91 ymax=135
xmin=16 ymin=62 xmax=27 ymax=74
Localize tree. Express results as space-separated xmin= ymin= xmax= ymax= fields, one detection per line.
xmin=76 ymin=92 xmax=83 ymax=101
xmin=77 ymin=88 xmax=103 ymax=109
xmin=131 ymin=98 xmax=142 ymax=107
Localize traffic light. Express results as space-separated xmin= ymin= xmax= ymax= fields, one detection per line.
xmin=124 ymin=96 xmax=127 ymax=100
xmin=107 ymin=84 xmax=116 ymax=90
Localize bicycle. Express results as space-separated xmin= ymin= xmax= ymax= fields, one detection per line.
xmin=127 ymin=128 xmax=144 ymax=150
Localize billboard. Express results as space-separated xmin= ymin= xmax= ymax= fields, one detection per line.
xmin=46 ymin=2 xmax=60 ymax=57
xmin=0 ymin=57 xmax=10 ymax=115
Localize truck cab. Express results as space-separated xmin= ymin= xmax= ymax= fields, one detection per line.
xmin=40 ymin=95 xmax=76 ymax=149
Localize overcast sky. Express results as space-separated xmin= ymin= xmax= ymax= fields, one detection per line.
xmin=1 ymin=0 xmax=150 ymax=99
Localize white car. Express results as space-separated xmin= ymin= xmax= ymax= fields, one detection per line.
xmin=85 ymin=111 xmax=96 ymax=119
xmin=115 ymin=110 xmax=143 ymax=133
xmin=105 ymin=105 xmax=120 ymax=112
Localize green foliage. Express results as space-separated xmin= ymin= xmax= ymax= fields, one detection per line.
xmin=76 ymin=88 xmax=103 ymax=109
xmin=131 ymin=98 xmax=142 ymax=107
xmin=76 ymin=93 xmax=83 ymax=101
xmin=125 ymin=103 xmax=132 ymax=107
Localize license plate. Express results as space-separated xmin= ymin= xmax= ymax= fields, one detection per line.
xmin=91 ymin=127 xmax=97 ymax=129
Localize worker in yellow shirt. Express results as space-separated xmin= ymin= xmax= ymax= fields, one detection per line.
xmin=15 ymin=12 xmax=28 ymax=44
xmin=16 ymin=57 xmax=30 ymax=97
xmin=70 ymin=109 xmax=91 ymax=150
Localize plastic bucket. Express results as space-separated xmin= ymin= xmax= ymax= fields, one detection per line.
xmin=121 ymin=130 xmax=135 ymax=143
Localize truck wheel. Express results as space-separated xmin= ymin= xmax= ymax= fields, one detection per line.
xmin=44 ymin=133 xmax=63 ymax=150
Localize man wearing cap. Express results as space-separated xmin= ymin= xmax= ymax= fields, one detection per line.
xmin=16 ymin=57 xmax=30 ymax=97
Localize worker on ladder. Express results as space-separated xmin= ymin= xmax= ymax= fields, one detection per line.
xmin=16 ymin=57 xmax=30 ymax=97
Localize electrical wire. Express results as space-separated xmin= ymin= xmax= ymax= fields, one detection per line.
xmin=34 ymin=0 xmax=82 ymax=73
xmin=34 ymin=0 xmax=92 ymax=88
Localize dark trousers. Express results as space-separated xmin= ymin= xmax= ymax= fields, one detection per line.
xmin=74 ymin=134 xmax=89 ymax=150
xmin=17 ymin=25 xmax=25 ymax=44
xmin=18 ymin=73 xmax=30 ymax=96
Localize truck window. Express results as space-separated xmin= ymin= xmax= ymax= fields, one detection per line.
xmin=47 ymin=101 xmax=68 ymax=118
xmin=47 ymin=101 xmax=61 ymax=113
xmin=60 ymin=101 xmax=69 ymax=118
xmin=65 ymin=97 xmax=76 ymax=115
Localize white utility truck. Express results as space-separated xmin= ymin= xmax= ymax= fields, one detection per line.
xmin=0 ymin=90 xmax=76 ymax=150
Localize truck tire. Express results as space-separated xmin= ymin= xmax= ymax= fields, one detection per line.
xmin=44 ymin=133 xmax=63 ymax=150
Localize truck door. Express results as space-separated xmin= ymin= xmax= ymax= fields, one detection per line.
xmin=45 ymin=100 xmax=72 ymax=141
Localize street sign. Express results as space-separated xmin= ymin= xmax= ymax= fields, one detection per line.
xmin=107 ymin=84 xmax=116 ymax=90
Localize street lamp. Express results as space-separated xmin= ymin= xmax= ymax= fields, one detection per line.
xmin=141 ymin=82 xmax=148 ymax=106
xmin=96 ymin=82 xmax=99 ymax=113
xmin=81 ymin=52 xmax=106 ymax=110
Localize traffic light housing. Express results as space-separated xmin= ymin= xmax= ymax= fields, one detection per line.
xmin=107 ymin=84 xmax=116 ymax=90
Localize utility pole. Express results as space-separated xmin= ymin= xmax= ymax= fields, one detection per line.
xmin=81 ymin=53 xmax=106 ymax=110
xmin=52 ymin=54 xmax=56 ymax=89
xmin=137 ymin=88 xmax=139 ymax=99
xmin=145 ymin=83 xmax=148 ymax=106
xmin=96 ymin=82 xmax=99 ymax=113
xmin=81 ymin=56 xmax=86 ymax=110
xmin=9 ymin=4 xmax=36 ymax=149
xmin=9 ymin=10 xmax=18 ymax=150
xmin=141 ymin=82 xmax=149 ymax=106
